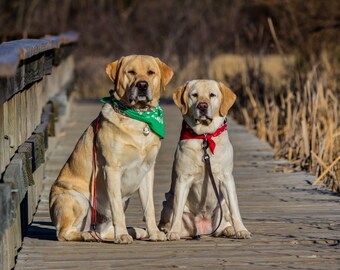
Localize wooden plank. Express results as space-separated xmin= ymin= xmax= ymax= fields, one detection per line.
xmin=0 ymin=32 xmax=79 ymax=105
xmin=0 ymin=38 xmax=59 ymax=76
xmin=0 ymin=31 xmax=78 ymax=77
xmin=27 ymin=134 xmax=45 ymax=172
xmin=18 ymin=142 xmax=34 ymax=186
xmin=60 ymin=31 xmax=79 ymax=45
xmin=2 ymin=154 xmax=27 ymax=210
xmin=15 ymin=103 xmax=340 ymax=270
xmin=0 ymin=103 xmax=5 ymax=174
xmin=0 ymin=184 xmax=11 ymax=234
xmin=2 ymin=101 xmax=10 ymax=172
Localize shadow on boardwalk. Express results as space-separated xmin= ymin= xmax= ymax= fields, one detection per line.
xmin=15 ymin=101 xmax=340 ymax=270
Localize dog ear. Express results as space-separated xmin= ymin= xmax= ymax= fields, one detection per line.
xmin=155 ymin=58 xmax=174 ymax=89
xmin=106 ymin=57 xmax=124 ymax=82
xmin=173 ymin=82 xmax=189 ymax=115
xmin=218 ymin=82 xmax=236 ymax=117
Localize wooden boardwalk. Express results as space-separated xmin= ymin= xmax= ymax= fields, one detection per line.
xmin=15 ymin=101 xmax=340 ymax=270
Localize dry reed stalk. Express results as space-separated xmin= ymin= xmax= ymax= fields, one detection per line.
xmin=241 ymin=108 xmax=251 ymax=129
xmin=301 ymin=113 xmax=310 ymax=157
xmin=285 ymin=91 xmax=292 ymax=141
xmin=310 ymin=85 xmax=319 ymax=173
xmin=312 ymin=156 xmax=340 ymax=186
xmin=267 ymin=17 xmax=284 ymax=55
xmin=328 ymin=120 xmax=334 ymax=162
xmin=272 ymin=105 xmax=280 ymax=151
xmin=256 ymin=108 xmax=267 ymax=141
xmin=311 ymin=151 xmax=337 ymax=179
xmin=245 ymin=86 xmax=258 ymax=114
xmin=288 ymin=147 xmax=293 ymax=162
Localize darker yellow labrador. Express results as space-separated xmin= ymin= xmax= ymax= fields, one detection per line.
xmin=49 ymin=55 xmax=173 ymax=243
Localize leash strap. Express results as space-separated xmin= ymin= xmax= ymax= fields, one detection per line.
xmin=91 ymin=114 xmax=108 ymax=242
xmin=91 ymin=114 xmax=100 ymax=233
xmin=202 ymin=136 xmax=223 ymax=236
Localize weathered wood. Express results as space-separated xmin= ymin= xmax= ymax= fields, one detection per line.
xmin=14 ymin=103 xmax=340 ymax=270
xmin=0 ymin=32 xmax=78 ymax=270
xmin=0 ymin=184 xmax=11 ymax=234
xmin=0 ymin=32 xmax=78 ymax=77
xmin=2 ymin=154 xmax=28 ymax=214
xmin=27 ymin=133 xmax=45 ymax=172
xmin=18 ymin=142 xmax=34 ymax=186
xmin=0 ymin=32 xmax=79 ymax=105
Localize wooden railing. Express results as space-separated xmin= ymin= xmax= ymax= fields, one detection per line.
xmin=0 ymin=32 xmax=78 ymax=270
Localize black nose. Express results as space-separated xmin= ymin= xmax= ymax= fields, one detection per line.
xmin=197 ymin=102 xmax=208 ymax=112
xmin=136 ymin=81 xmax=148 ymax=92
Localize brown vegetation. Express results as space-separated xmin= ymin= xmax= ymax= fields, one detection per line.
xmin=218 ymin=54 xmax=339 ymax=192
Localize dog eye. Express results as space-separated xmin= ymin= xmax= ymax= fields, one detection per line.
xmin=147 ymin=70 xmax=155 ymax=75
xmin=128 ymin=70 xmax=136 ymax=75
xmin=209 ymin=93 xmax=216 ymax=98
xmin=191 ymin=93 xmax=198 ymax=98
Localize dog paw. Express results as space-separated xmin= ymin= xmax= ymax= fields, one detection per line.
xmin=135 ymin=228 xmax=148 ymax=239
xmin=235 ymin=230 xmax=252 ymax=239
xmin=149 ymin=231 xmax=166 ymax=242
xmin=158 ymin=222 xmax=170 ymax=233
xmin=115 ymin=234 xmax=133 ymax=244
xmin=222 ymin=226 xmax=236 ymax=238
xmin=167 ymin=232 xmax=180 ymax=241
xmin=127 ymin=227 xmax=148 ymax=239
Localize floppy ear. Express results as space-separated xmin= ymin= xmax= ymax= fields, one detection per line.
xmin=155 ymin=58 xmax=174 ymax=89
xmin=106 ymin=57 xmax=124 ymax=82
xmin=173 ymin=82 xmax=189 ymax=115
xmin=218 ymin=82 xmax=237 ymax=116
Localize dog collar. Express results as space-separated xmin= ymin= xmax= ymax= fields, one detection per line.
xmin=100 ymin=96 xmax=165 ymax=139
xmin=180 ymin=120 xmax=227 ymax=154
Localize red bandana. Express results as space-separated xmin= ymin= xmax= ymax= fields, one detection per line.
xmin=180 ymin=120 xmax=227 ymax=154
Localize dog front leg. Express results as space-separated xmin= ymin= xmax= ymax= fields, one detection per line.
xmin=167 ymin=176 xmax=192 ymax=241
xmin=106 ymin=166 xmax=133 ymax=244
xmin=139 ymin=168 xmax=166 ymax=241
xmin=221 ymin=173 xmax=252 ymax=239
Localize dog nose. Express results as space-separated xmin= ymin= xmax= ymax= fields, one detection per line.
xmin=136 ymin=81 xmax=148 ymax=92
xmin=197 ymin=102 xmax=208 ymax=111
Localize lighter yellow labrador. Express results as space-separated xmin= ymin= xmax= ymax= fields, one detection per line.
xmin=159 ymin=80 xmax=251 ymax=240
xmin=49 ymin=55 xmax=173 ymax=243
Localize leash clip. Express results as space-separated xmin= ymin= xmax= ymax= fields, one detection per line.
xmin=202 ymin=135 xmax=210 ymax=161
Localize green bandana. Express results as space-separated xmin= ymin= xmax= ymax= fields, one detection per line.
xmin=100 ymin=96 xmax=165 ymax=139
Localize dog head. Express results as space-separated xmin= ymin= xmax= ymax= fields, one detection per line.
xmin=106 ymin=55 xmax=173 ymax=109
xmin=173 ymin=80 xmax=236 ymax=133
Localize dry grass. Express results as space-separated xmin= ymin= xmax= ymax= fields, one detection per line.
xmin=212 ymin=53 xmax=339 ymax=193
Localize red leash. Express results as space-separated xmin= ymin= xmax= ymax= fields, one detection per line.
xmin=91 ymin=114 xmax=103 ymax=241
xmin=91 ymin=115 xmax=100 ymax=228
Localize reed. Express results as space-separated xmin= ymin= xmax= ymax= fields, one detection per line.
xmin=224 ymin=54 xmax=339 ymax=193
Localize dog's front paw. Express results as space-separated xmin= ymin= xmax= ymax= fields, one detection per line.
xmin=235 ymin=230 xmax=252 ymax=239
xmin=222 ymin=226 xmax=236 ymax=238
xmin=167 ymin=232 xmax=181 ymax=241
xmin=149 ymin=231 xmax=166 ymax=242
xmin=115 ymin=234 xmax=133 ymax=244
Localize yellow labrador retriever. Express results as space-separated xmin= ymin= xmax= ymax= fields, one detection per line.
xmin=159 ymin=80 xmax=251 ymax=240
xmin=49 ymin=55 xmax=173 ymax=243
